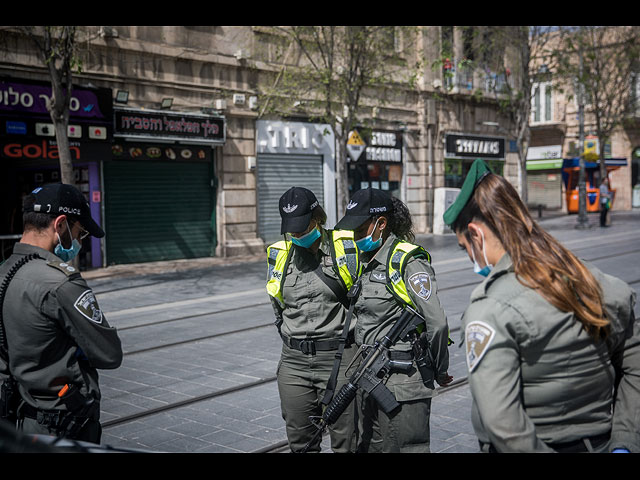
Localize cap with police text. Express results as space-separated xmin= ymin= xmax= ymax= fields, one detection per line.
xmin=279 ymin=187 xmax=320 ymax=234
xmin=443 ymin=158 xmax=492 ymax=226
xmin=334 ymin=188 xmax=394 ymax=230
xmin=26 ymin=183 xmax=105 ymax=238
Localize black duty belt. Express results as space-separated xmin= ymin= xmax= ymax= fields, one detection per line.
xmin=19 ymin=402 xmax=97 ymax=423
xmin=281 ymin=332 xmax=354 ymax=355
xmin=482 ymin=431 xmax=611 ymax=453
xmin=546 ymin=431 xmax=611 ymax=453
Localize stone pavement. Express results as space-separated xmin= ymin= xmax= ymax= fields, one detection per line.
xmin=83 ymin=209 xmax=638 ymax=454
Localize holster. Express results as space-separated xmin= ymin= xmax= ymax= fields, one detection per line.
xmin=19 ymin=385 xmax=98 ymax=439
xmin=0 ymin=376 xmax=21 ymax=423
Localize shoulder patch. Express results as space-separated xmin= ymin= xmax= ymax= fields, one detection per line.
xmin=370 ymin=271 xmax=387 ymax=284
xmin=465 ymin=321 xmax=495 ymax=373
xmin=47 ymin=261 xmax=79 ymax=276
xmin=74 ymin=289 xmax=104 ymax=324
xmin=408 ymin=271 xmax=432 ymax=301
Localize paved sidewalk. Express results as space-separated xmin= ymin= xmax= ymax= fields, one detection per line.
xmin=83 ymin=209 xmax=639 ymax=281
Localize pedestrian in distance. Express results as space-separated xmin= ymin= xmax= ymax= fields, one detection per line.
xmin=0 ymin=183 xmax=123 ymax=444
xmin=266 ymin=187 xmax=360 ymax=453
xmin=599 ymin=177 xmax=612 ymax=228
xmin=444 ymin=158 xmax=639 ymax=453
xmin=334 ymin=187 xmax=453 ymax=453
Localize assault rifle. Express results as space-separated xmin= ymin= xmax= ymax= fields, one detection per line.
xmin=298 ymin=304 xmax=432 ymax=453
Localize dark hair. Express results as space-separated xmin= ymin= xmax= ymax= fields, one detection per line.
xmin=386 ymin=196 xmax=415 ymax=242
xmin=312 ymin=205 xmax=327 ymax=227
xmin=22 ymin=194 xmax=56 ymax=232
xmin=452 ymin=173 xmax=608 ymax=340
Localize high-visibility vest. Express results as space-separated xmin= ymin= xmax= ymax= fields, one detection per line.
xmin=266 ymin=230 xmax=361 ymax=308
xmin=385 ymin=238 xmax=432 ymax=308
xmin=385 ymin=238 xmax=453 ymax=345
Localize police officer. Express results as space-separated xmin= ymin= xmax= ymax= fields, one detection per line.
xmin=266 ymin=187 xmax=360 ymax=453
xmin=444 ymin=158 xmax=640 ymax=453
xmin=334 ymin=188 xmax=452 ymax=453
xmin=0 ymin=184 xmax=122 ymax=444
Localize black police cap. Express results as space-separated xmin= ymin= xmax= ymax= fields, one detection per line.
xmin=279 ymin=187 xmax=320 ymax=234
xmin=335 ymin=188 xmax=394 ymax=230
xmin=25 ymin=183 xmax=105 ymax=238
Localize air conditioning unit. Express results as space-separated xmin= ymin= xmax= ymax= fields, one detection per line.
xmin=233 ymin=94 xmax=246 ymax=106
xmin=215 ymin=99 xmax=227 ymax=110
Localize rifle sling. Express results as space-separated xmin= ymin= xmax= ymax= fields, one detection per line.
xmin=321 ymin=280 xmax=360 ymax=406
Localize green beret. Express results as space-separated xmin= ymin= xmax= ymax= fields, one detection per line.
xmin=443 ymin=158 xmax=492 ymax=226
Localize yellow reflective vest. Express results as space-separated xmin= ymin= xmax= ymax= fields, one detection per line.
xmin=266 ymin=229 xmax=361 ymax=308
xmin=385 ymin=238 xmax=432 ymax=308
xmin=385 ymin=238 xmax=453 ymax=345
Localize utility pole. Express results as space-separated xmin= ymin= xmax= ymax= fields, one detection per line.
xmin=576 ymin=46 xmax=589 ymax=229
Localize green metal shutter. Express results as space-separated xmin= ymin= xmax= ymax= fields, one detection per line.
xmin=103 ymin=160 xmax=215 ymax=265
xmin=257 ymin=154 xmax=324 ymax=245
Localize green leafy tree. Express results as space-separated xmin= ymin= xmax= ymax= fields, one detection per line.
xmin=258 ymin=26 xmax=421 ymax=211
xmin=452 ymin=26 xmax=558 ymax=204
xmin=555 ymin=26 xmax=640 ymax=184
xmin=20 ymin=26 xmax=83 ymax=186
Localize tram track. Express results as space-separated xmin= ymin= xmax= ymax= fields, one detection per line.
xmin=107 ymin=246 xmax=640 ymax=357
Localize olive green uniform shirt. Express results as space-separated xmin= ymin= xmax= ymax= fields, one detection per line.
xmin=463 ymin=253 xmax=640 ymax=452
xmin=0 ymin=243 xmax=123 ymax=412
xmin=272 ymin=230 xmax=351 ymax=341
xmin=353 ymin=233 xmax=450 ymax=401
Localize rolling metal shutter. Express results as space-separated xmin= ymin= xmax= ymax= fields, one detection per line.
xmin=257 ymin=154 xmax=324 ymax=244
xmin=103 ymin=160 xmax=215 ymax=265
xmin=527 ymin=171 xmax=562 ymax=209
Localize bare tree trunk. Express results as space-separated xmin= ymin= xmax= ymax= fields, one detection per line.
xmin=45 ymin=26 xmax=77 ymax=187
xmin=22 ymin=26 xmax=78 ymax=187
xmin=52 ymin=119 xmax=75 ymax=185
xmin=598 ymin=140 xmax=608 ymax=186
xmin=334 ymin=132 xmax=348 ymax=216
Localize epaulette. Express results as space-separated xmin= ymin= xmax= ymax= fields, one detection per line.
xmin=46 ymin=260 xmax=80 ymax=277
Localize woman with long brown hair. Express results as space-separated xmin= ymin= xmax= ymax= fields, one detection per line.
xmin=444 ymin=158 xmax=639 ymax=453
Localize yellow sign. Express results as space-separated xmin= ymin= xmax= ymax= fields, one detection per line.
xmin=347 ymin=130 xmax=366 ymax=146
xmin=584 ymin=135 xmax=598 ymax=155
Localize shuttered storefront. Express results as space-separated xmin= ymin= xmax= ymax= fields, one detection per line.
xmin=103 ymin=157 xmax=215 ymax=265
xmin=527 ymin=171 xmax=562 ymax=209
xmin=257 ymin=153 xmax=324 ymax=245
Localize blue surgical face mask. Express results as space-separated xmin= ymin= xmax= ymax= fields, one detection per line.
xmin=54 ymin=220 xmax=82 ymax=262
xmin=356 ymin=218 xmax=383 ymax=252
xmin=471 ymin=228 xmax=492 ymax=277
xmin=291 ymin=226 xmax=321 ymax=249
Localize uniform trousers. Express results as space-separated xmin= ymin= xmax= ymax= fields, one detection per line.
xmin=277 ymin=342 xmax=358 ymax=453
xmin=356 ymin=389 xmax=432 ymax=453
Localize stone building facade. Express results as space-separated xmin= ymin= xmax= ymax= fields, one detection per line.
xmin=0 ymin=26 xmax=523 ymax=266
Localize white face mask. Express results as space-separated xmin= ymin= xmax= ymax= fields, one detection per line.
xmin=471 ymin=228 xmax=492 ymax=277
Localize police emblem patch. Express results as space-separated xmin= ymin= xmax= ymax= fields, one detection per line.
xmin=370 ymin=271 xmax=386 ymax=284
xmin=465 ymin=321 xmax=495 ymax=372
xmin=74 ymin=289 xmax=104 ymax=324
xmin=408 ymin=272 xmax=432 ymax=300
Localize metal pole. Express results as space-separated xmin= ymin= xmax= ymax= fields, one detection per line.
xmin=576 ymin=46 xmax=589 ymax=229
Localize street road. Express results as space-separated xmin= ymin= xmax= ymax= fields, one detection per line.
xmin=85 ymin=210 xmax=640 ymax=453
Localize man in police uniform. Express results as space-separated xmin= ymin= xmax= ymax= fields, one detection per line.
xmin=0 ymin=183 xmax=122 ymax=444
